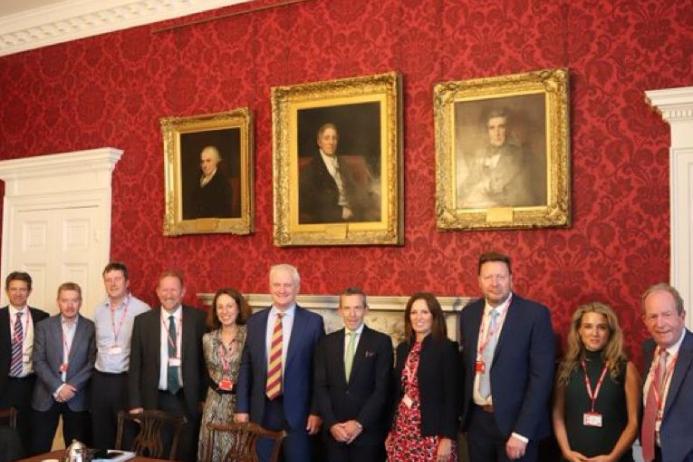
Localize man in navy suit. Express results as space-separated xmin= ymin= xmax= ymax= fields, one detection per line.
xmin=640 ymin=283 xmax=693 ymax=462
xmin=0 ymin=271 xmax=49 ymax=456
xmin=459 ymin=252 xmax=555 ymax=462
xmin=235 ymin=264 xmax=325 ymax=462
xmin=31 ymin=282 xmax=96 ymax=453
xmin=314 ymin=288 xmax=392 ymax=461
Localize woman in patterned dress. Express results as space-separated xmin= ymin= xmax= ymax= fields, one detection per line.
xmin=386 ymin=292 xmax=460 ymax=462
xmin=197 ymin=288 xmax=252 ymax=461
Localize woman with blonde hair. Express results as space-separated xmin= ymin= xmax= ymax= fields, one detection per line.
xmin=552 ymin=302 xmax=640 ymax=462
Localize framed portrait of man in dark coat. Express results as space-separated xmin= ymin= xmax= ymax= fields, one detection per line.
xmin=272 ymin=72 xmax=402 ymax=246
xmin=161 ymin=108 xmax=254 ymax=235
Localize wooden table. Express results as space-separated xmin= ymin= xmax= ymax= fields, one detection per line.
xmin=18 ymin=450 xmax=170 ymax=462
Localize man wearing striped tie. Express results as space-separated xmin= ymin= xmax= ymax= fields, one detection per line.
xmin=0 ymin=272 xmax=48 ymax=456
xmin=236 ymin=264 xmax=325 ymax=462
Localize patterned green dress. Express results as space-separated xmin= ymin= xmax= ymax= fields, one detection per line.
xmin=197 ymin=326 xmax=247 ymax=462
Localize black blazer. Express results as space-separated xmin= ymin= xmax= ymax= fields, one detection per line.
xmin=314 ymin=325 xmax=393 ymax=445
xmin=0 ymin=306 xmax=49 ymax=394
xmin=393 ymin=336 xmax=460 ymax=439
xmin=128 ymin=306 xmax=208 ymax=417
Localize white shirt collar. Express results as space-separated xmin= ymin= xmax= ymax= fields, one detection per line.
xmin=271 ymin=304 xmax=296 ymax=318
xmin=9 ymin=305 xmax=28 ymax=316
xmin=345 ymin=323 xmax=365 ymax=336
xmin=161 ymin=305 xmax=182 ymax=320
xmin=484 ymin=292 xmax=513 ymax=315
xmin=663 ymin=328 xmax=687 ymax=357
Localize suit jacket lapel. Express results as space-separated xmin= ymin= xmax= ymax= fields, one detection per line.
xmin=466 ymin=303 xmax=483 ymax=365
xmin=0 ymin=309 xmax=10 ymax=351
xmin=664 ymin=330 xmax=693 ymax=416
xmin=67 ymin=315 xmax=87 ymax=364
xmin=151 ymin=309 xmax=162 ymax=374
xmin=286 ymin=307 xmax=305 ymax=369
xmin=492 ymin=295 xmax=517 ymax=362
xmin=181 ymin=307 xmax=190 ymax=363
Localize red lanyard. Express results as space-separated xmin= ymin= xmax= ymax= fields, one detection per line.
xmin=61 ymin=321 xmax=76 ymax=362
xmin=476 ymin=304 xmax=508 ymax=359
xmin=218 ymin=340 xmax=236 ymax=376
xmin=12 ymin=310 xmax=31 ymax=344
xmin=580 ymin=360 xmax=609 ymax=412
xmin=650 ymin=349 xmax=678 ymax=412
xmin=161 ymin=314 xmax=180 ymax=355
xmin=109 ymin=297 xmax=129 ymax=344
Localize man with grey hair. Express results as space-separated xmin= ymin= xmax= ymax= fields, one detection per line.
xmin=640 ymin=283 xmax=693 ymax=462
xmin=189 ymin=145 xmax=233 ymax=218
xmin=236 ymin=264 xmax=325 ymax=462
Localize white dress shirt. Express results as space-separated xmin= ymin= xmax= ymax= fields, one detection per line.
xmin=159 ymin=306 xmax=183 ymax=390
xmin=94 ymin=294 xmax=150 ymax=373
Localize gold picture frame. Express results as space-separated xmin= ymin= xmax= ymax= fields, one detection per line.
xmin=272 ymin=72 xmax=403 ymax=246
xmin=434 ymin=68 xmax=570 ymax=230
xmin=161 ymin=108 xmax=253 ymax=236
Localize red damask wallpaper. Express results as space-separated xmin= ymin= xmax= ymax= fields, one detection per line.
xmin=0 ymin=0 xmax=690 ymax=364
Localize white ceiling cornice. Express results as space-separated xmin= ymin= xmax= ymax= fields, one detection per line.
xmin=0 ymin=0 xmax=251 ymax=58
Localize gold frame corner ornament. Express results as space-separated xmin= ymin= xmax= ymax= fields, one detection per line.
xmin=272 ymin=71 xmax=403 ymax=246
xmin=161 ymin=107 xmax=254 ymax=236
xmin=434 ymin=68 xmax=570 ymax=230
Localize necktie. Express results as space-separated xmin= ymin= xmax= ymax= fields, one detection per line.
xmin=479 ymin=308 xmax=500 ymax=399
xmin=641 ymin=349 xmax=668 ymax=462
xmin=266 ymin=313 xmax=284 ymax=399
xmin=10 ymin=312 xmax=24 ymax=377
xmin=167 ymin=315 xmax=180 ymax=394
xmin=344 ymin=331 xmax=357 ymax=381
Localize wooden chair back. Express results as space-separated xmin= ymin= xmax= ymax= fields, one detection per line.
xmin=0 ymin=408 xmax=17 ymax=428
xmin=115 ymin=410 xmax=185 ymax=460
xmin=203 ymin=422 xmax=285 ymax=462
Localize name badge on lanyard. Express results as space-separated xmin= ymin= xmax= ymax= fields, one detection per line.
xmin=581 ymin=360 xmax=608 ymax=428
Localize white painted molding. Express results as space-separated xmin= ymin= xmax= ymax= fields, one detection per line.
xmin=646 ymin=85 xmax=693 ymax=330
xmin=0 ymin=0 xmax=250 ymax=57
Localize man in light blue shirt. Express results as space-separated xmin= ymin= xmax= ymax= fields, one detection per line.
xmin=91 ymin=262 xmax=149 ymax=449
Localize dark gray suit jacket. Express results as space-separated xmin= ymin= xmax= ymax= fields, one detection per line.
xmin=31 ymin=314 xmax=95 ymax=412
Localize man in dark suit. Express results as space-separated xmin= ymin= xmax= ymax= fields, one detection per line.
xmin=458 ymin=252 xmax=555 ymax=462
xmin=314 ymin=287 xmax=392 ymax=461
xmin=128 ymin=270 xmax=207 ymax=462
xmin=299 ymin=123 xmax=378 ymax=224
xmin=31 ymin=282 xmax=96 ymax=453
xmin=0 ymin=271 xmax=49 ymax=456
xmin=640 ymin=283 xmax=693 ymax=462
xmin=235 ymin=264 xmax=325 ymax=462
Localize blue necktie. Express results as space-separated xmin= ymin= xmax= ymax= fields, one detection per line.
xmin=479 ymin=308 xmax=500 ymax=399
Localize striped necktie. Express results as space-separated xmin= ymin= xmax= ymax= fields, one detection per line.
xmin=10 ymin=312 xmax=24 ymax=377
xmin=266 ymin=313 xmax=284 ymax=399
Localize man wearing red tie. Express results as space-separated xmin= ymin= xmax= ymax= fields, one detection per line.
xmin=640 ymin=283 xmax=693 ymax=462
xmin=235 ymin=264 xmax=324 ymax=462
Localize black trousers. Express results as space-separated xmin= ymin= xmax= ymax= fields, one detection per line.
xmin=91 ymin=371 xmax=128 ymax=450
xmin=467 ymin=405 xmax=538 ymax=462
xmin=0 ymin=375 xmax=36 ymax=456
xmin=156 ymin=389 xmax=199 ymax=462
xmin=323 ymin=433 xmax=385 ymax=462
xmin=31 ymin=401 xmax=91 ymax=454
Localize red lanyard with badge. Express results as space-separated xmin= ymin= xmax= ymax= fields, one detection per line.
xmin=580 ymin=359 xmax=609 ymax=427
xmin=60 ymin=322 xmax=75 ymax=373
xmin=649 ymin=349 xmax=678 ymax=429
xmin=161 ymin=315 xmax=181 ymax=367
xmin=108 ymin=298 xmax=129 ymax=355
xmin=475 ymin=306 xmax=507 ymax=374
xmin=217 ymin=338 xmax=236 ymax=391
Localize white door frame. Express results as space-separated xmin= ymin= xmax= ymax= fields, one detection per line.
xmin=646 ymin=86 xmax=693 ymax=330
xmin=0 ymin=147 xmax=122 ymax=317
